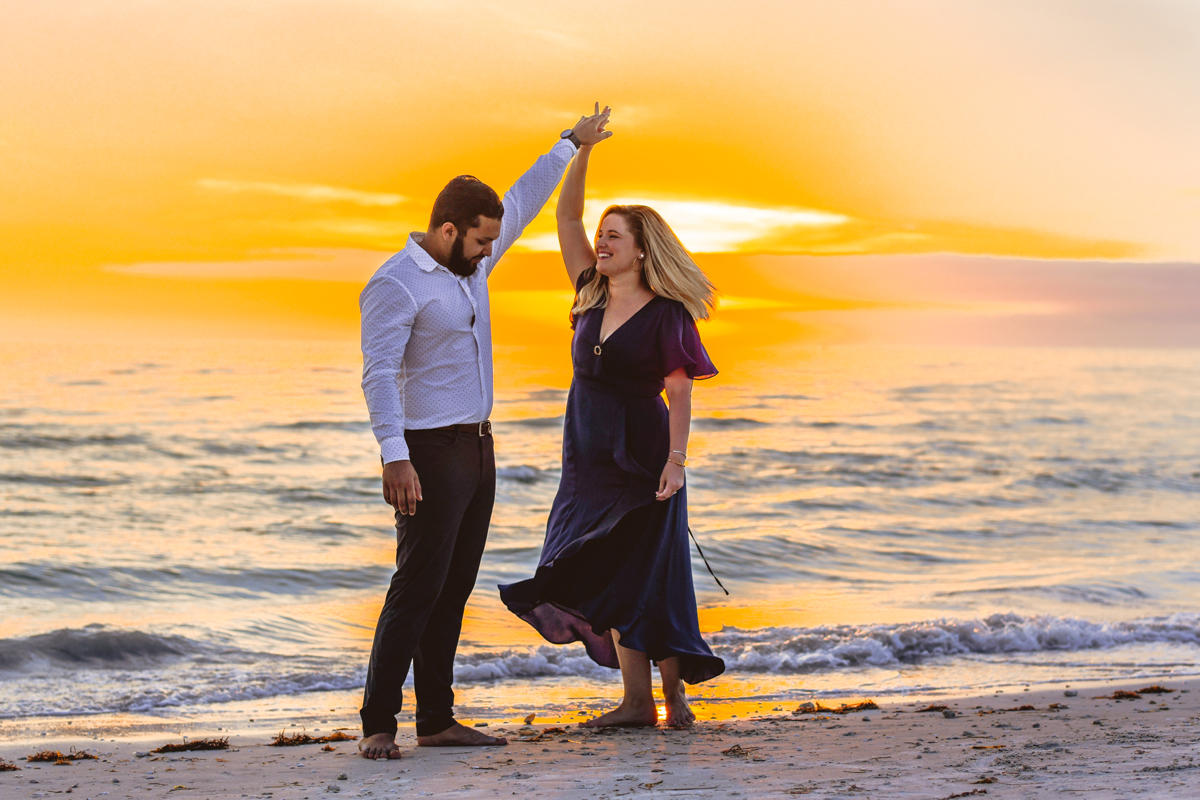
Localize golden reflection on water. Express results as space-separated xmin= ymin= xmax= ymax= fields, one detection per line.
xmin=5 ymin=334 xmax=1199 ymax=730
xmin=696 ymin=595 xmax=875 ymax=633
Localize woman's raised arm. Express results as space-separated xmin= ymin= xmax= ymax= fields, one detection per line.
xmin=558 ymin=104 xmax=611 ymax=287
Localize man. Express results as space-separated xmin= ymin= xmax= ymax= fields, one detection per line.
xmin=357 ymin=106 xmax=613 ymax=759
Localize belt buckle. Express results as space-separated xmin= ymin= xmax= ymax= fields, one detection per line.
xmin=478 ymin=420 xmax=492 ymax=437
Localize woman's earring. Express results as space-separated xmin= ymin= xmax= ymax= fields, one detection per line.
xmin=638 ymin=253 xmax=644 ymax=259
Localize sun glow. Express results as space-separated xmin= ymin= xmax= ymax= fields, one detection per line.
xmin=517 ymin=198 xmax=849 ymax=254
xmin=2 ymin=1 xmax=1197 ymax=343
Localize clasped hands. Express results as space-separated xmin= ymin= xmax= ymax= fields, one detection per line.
xmin=572 ymin=103 xmax=614 ymax=147
xmin=379 ymin=105 xmax=614 ymax=516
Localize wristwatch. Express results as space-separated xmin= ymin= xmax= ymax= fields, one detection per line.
xmin=560 ymin=129 xmax=582 ymax=149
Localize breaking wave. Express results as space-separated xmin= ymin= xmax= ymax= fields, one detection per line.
xmin=0 ymin=626 xmax=207 ymax=671
xmin=452 ymin=613 xmax=1200 ymax=682
xmin=707 ymin=613 xmax=1200 ymax=673
xmin=2 ymin=614 xmax=1197 ymax=717
xmin=497 ymin=465 xmax=555 ymax=483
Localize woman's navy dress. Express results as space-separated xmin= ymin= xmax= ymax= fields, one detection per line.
xmin=499 ymin=272 xmax=725 ymax=684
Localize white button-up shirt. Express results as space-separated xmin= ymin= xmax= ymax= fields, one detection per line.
xmin=360 ymin=139 xmax=576 ymax=464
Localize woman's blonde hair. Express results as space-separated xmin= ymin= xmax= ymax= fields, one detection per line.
xmin=572 ymin=205 xmax=716 ymax=324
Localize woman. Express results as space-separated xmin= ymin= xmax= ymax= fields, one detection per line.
xmin=499 ymin=109 xmax=724 ymax=728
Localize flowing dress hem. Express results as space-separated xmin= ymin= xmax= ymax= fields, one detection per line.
xmin=499 ymin=500 xmax=726 ymax=685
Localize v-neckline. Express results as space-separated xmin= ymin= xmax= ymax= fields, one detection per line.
xmin=599 ymin=294 xmax=659 ymax=345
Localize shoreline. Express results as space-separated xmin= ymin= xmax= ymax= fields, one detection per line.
xmin=2 ymin=678 xmax=1196 ymax=798
xmin=3 ymin=672 xmax=1191 ymax=744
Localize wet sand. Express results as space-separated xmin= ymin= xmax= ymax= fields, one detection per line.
xmin=2 ymin=679 xmax=1196 ymax=799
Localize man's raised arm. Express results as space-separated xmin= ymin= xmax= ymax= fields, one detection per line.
xmin=486 ymin=104 xmax=614 ymax=275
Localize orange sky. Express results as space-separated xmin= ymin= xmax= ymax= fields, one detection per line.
xmin=3 ymin=1 xmax=1199 ymax=344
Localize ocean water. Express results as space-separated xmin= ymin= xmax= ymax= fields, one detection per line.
xmin=1 ymin=340 xmax=1198 ymax=734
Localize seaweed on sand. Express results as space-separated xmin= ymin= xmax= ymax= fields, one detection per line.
xmin=26 ymin=750 xmax=99 ymax=763
xmin=515 ymin=726 xmax=570 ymax=743
xmin=270 ymin=731 xmax=358 ymax=747
xmin=977 ymin=704 xmax=1042 ymax=716
xmin=830 ymin=700 xmax=878 ymax=714
xmin=721 ymin=744 xmax=762 ymax=757
xmin=1095 ymin=686 xmax=1174 ymax=700
xmin=151 ymin=738 xmax=230 ymax=753
xmin=0 ymin=759 xmax=19 ymax=772
xmin=794 ymin=700 xmax=878 ymax=715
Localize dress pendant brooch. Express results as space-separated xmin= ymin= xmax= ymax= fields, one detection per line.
xmin=594 ymin=345 xmax=603 ymax=356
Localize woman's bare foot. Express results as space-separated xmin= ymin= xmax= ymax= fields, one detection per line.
xmin=662 ymin=687 xmax=695 ymax=728
xmin=416 ymin=722 xmax=508 ymax=747
xmin=358 ymin=733 xmax=402 ymax=759
xmin=580 ymin=699 xmax=658 ymax=728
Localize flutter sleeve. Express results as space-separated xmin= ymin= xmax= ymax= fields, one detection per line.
xmin=660 ymin=301 xmax=718 ymax=380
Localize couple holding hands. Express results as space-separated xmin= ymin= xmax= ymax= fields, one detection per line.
xmin=356 ymin=105 xmax=724 ymax=759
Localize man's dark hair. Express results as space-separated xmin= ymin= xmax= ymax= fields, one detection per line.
xmin=429 ymin=175 xmax=504 ymax=235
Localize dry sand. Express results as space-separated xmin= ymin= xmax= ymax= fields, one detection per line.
xmin=2 ymin=679 xmax=1196 ymax=799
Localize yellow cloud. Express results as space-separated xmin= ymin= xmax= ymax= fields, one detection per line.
xmin=292 ymin=219 xmax=418 ymax=248
xmin=744 ymin=217 xmax=1140 ymax=259
xmin=106 ymin=248 xmax=391 ymax=281
xmin=199 ymin=179 xmax=405 ymax=207
xmin=586 ymin=198 xmax=848 ymax=253
xmin=716 ymin=295 xmax=797 ymax=311
xmin=514 ymin=198 xmax=849 ymax=254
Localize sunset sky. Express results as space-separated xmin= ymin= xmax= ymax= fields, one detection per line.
xmin=4 ymin=0 xmax=1199 ymax=346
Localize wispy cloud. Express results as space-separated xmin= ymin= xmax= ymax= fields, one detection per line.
xmin=527 ymin=25 xmax=586 ymax=49
xmin=107 ymin=248 xmax=392 ymax=281
xmin=198 ymin=179 xmax=405 ymax=207
xmin=589 ymin=198 xmax=848 ymax=253
xmin=516 ymin=198 xmax=848 ymax=254
xmin=716 ymin=296 xmax=798 ymax=311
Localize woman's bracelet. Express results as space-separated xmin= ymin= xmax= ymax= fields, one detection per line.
xmin=668 ymin=457 xmax=686 ymax=467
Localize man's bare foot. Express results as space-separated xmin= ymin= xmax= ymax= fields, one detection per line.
xmin=358 ymin=732 xmax=401 ymax=759
xmin=580 ymin=700 xmax=658 ymax=728
xmin=416 ymin=722 xmax=508 ymax=747
xmin=662 ymin=688 xmax=695 ymax=728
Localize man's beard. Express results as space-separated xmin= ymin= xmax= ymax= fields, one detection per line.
xmin=445 ymin=234 xmax=478 ymax=277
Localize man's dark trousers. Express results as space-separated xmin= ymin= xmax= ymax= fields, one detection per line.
xmin=360 ymin=425 xmax=496 ymax=738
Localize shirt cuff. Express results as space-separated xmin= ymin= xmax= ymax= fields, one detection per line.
xmin=553 ymin=137 xmax=578 ymax=157
xmin=381 ymin=436 xmax=410 ymax=464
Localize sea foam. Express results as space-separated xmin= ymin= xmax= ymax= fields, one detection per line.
xmin=2 ymin=613 xmax=1196 ymax=718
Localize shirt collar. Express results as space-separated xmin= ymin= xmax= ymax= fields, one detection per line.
xmin=405 ymin=232 xmax=443 ymax=274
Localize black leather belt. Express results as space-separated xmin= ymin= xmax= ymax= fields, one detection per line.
xmin=413 ymin=420 xmax=492 ymax=437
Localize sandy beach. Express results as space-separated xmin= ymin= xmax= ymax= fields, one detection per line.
xmin=7 ymin=0 xmax=1200 ymax=795
xmin=2 ymin=679 xmax=1196 ymax=799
